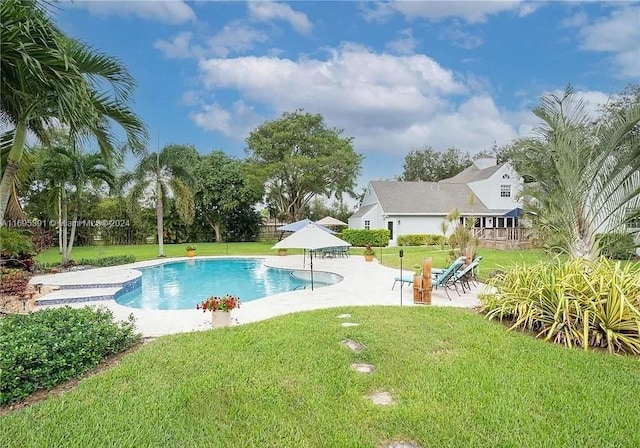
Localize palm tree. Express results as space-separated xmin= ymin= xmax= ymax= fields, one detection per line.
xmin=37 ymin=143 xmax=115 ymax=264
xmin=519 ymin=86 xmax=640 ymax=259
xmin=128 ymin=146 xmax=195 ymax=257
xmin=0 ymin=0 xmax=147 ymax=218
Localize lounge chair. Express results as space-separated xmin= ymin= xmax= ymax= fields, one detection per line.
xmin=450 ymin=256 xmax=483 ymax=293
xmin=391 ymin=257 xmax=465 ymax=291
xmin=431 ymin=259 xmax=465 ymax=300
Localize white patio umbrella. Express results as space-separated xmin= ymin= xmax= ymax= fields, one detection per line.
xmin=272 ymin=224 xmax=351 ymax=290
xmin=316 ymin=216 xmax=348 ymax=227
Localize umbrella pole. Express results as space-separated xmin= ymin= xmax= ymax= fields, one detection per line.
xmin=310 ymin=250 xmax=314 ymax=291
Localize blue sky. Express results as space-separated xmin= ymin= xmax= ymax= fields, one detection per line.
xmin=55 ymin=1 xmax=640 ymax=188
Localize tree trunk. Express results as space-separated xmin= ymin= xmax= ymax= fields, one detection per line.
xmin=58 ymin=189 xmax=63 ymax=254
xmin=213 ymin=222 xmax=221 ymax=242
xmin=156 ymin=183 xmax=164 ymax=257
xmin=0 ymin=121 xmax=27 ymax=219
xmin=66 ymin=208 xmax=78 ymax=263
xmin=61 ymin=197 xmax=69 ymax=265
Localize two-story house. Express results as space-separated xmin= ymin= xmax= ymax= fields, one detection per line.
xmin=348 ymin=157 xmax=525 ymax=247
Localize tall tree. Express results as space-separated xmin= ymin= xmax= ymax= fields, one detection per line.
xmin=35 ymin=143 xmax=115 ymax=264
xmin=194 ymin=151 xmax=262 ymax=242
xmin=0 ymin=0 xmax=147 ymax=218
xmin=400 ymin=147 xmax=471 ymax=182
xmin=245 ymin=110 xmax=363 ymax=222
xmin=128 ymin=145 xmax=195 ymax=257
xmin=519 ymin=86 xmax=640 ymax=259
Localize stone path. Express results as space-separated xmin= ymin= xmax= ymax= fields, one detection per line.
xmin=337 ymin=313 xmax=421 ymax=447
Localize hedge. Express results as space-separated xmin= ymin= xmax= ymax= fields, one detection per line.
xmin=0 ymin=306 xmax=141 ymax=406
xmin=340 ymin=229 xmax=390 ymax=247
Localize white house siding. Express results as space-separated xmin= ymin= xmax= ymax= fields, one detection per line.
xmin=348 ymin=203 xmax=381 ymax=230
xmin=388 ymin=215 xmax=447 ymax=246
xmin=467 ymin=164 xmax=522 ymax=211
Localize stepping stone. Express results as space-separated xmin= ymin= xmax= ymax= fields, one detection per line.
xmin=341 ymin=339 xmax=364 ymax=353
xmin=379 ymin=441 xmax=421 ymax=448
xmin=366 ymin=391 xmax=395 ymax=406
xmin=341 ymin=322 xmax=359 ymax=327
xmin=351 ymin=363 xmax=376 ymax=374
xmin=336 ymin=313 xmax=351 ymax=319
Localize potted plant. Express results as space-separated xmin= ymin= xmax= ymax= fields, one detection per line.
xmin=277 ymin=248 xmax=288 ymax=256
xmin=196 ymin=294 xmax=241 ymax=328
xmin=363 ymin=243 xmax=375 ymax=262
xmin=414 ymin=263 xmax=422 ymax=276
xmin=186 ymin=244 xmax=197 ymax=257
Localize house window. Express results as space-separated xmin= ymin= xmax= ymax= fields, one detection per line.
xmin=629 ymin=218 xmax=640 ymax=229
xmin=364 ymin=220 xmax=370 ymax=230
xmin=500 ymin=184 xmax=511 ymax=198
xmin=497 ymin=217 xmax=505 ymax=228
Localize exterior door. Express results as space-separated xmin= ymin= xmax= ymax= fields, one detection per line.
xmin=387 ymin=221 xmax=394 ymax=240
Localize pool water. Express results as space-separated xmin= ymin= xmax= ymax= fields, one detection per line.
xmin=116 ymin=258 xmax=335 ymax=310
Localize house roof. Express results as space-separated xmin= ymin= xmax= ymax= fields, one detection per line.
xmin=369 ymin=181 xmax=504 ymax=215
xmin=350 ymin=203 xmax=376 ymax=218
xmin=439 ymin=163 xmax=504 ymax=184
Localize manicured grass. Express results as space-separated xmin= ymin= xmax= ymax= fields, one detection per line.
xmin=35 ymin=242 xmax=305 ymax=265
xmin=1 ymin=307 xmax=639 ymax=447
xmin=373 ymin=246 xmax=565 ymax=279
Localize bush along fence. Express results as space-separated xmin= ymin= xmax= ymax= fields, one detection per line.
xmin=340 ymin=229 xmax=390 ymax=247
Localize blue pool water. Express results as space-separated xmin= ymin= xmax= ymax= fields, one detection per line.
xmin=116 ymin=258 xmax=337 ymax=310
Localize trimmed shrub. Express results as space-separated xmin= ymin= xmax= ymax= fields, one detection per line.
xmin=341 ymin=229 xmax=390 ymax=247
xmin=596 ymin=232 xmax=636 ymax=260
xmin=480 ymin=258 xmax=640 ymax=354
xmin=76 ymin=255 xmax=136 ymax=267
xmin=397 ymin=234 xmax=428 ymax=246
xmin=0 ymin=306 xmax=141 ymax=405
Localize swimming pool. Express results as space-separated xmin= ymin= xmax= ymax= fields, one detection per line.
xmin=116 ymin=258 xmax=341 ymax=310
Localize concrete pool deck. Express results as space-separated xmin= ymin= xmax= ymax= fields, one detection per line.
xmin=31 ymin=255 xmax=487 ymax=337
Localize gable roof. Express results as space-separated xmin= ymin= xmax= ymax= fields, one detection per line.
xmin=439 ymin=162 xmax=504 ymax=184
xmin=369 ymin=181 xmax=505 ymax=215
xmin=350 ymin=203 xmax=375 ymax=218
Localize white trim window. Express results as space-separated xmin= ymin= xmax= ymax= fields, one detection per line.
xmin=364 ymin=220 xmax=370 ymax=230
xmin=500 ymin=184 xmax=511 ymax=198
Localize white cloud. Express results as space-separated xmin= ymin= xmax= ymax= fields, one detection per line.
xmin=75 ymin=0 xmax=195 ymax=25
xmin=565 ymin=5 xmax=640 ymax=78
xmin=207 ymin=22 xmax=269 ymax=57
xmin=385 ymin=28 xmax=418 ymax=55
xmin=154 ymin=32 xmax=194 ymax=59
xmin=189 ymin=101 xmax=260 ymax=138
xmin=189 ymin=45 xmax=613 ymax=160
xmin=440 ymin=27 xmax=484 ymax=50
xmin=361 ymin=0 xmax=534 ymax=24
xmin=248 ymin=1 xmax=312 ymax=34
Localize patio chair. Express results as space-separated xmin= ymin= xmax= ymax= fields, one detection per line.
xmin=431 ymin=259 xmax=465 ymax=300
xmin=391 ymin=257 xmax=465 ymax=291
xmin=449 ymin=256 xmax=483 ymax=293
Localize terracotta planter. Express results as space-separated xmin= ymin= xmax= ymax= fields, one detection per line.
xmin=211 ymin=310 xmax=231 ymax=328
xmin=278 ymin=248 xmax=288 ymax=256
xmin=186 ymin=250 xmax=196 ymax=258
xmin=364 ymin=254 xmax=374 ymax=262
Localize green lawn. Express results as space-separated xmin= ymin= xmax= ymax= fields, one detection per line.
xmin=1 ymin=307 xmax=639 ymax=447
xmin=36 ymin=243 xmax=638 ymax=280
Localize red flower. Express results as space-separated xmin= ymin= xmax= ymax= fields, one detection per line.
xmin=196 ymin=294 xmax=240 ymax=312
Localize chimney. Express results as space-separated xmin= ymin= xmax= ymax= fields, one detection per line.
xmin=473 ymin=157 xmax=497 ymax=170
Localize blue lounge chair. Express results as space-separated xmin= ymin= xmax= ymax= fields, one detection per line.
xmin=431 ymin=259 xmax=465 ymax=300
xmin=450 ymin=256 xmax=483 ymax=293
xmin=391 ymin=257 xmax=465 ymax=291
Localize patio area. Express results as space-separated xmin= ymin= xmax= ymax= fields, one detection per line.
xmin=31 ymin=255 xmax=486 ymax=337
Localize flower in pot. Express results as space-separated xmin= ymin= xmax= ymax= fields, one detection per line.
xmin=363 ymin=243 xmax=375 ymax=261
xmin=414 ymin=263 xmax=422 ymax=276
xmin=186 ymin=244 xmax=197 ymax=257
xmin=196 ymin=294 xmax=241 ymax=328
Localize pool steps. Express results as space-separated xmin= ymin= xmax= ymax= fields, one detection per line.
xmin=35 ymin=275 xmax=142 ymax=306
